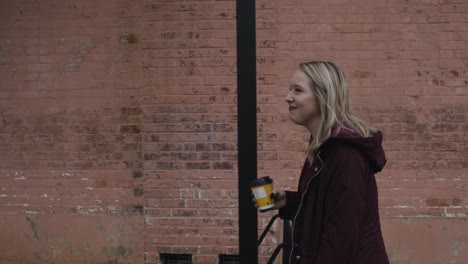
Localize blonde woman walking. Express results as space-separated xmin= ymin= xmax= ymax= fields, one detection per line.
xmin=255 ymin=61 xmax=389 ymax=264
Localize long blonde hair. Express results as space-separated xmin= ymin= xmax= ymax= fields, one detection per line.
xmin=299 ymin=61 xmax=377 ymax=161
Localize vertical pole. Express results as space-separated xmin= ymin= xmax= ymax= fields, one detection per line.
xmin=236 ymin=0 xmax=258 ymax=263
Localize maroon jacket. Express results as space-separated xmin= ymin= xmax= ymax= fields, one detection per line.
xmin=279 ymin=128 xmax=389 ymax=264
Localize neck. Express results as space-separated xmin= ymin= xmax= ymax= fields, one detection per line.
xmin=306 ymin=118 xmax=320 ymax=139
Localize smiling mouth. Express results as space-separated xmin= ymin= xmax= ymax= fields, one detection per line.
xmin=289 ymin=106 xmax=297 ymax=111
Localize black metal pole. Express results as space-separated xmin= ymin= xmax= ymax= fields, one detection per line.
xmin=236 ymin=0 xmax=257 ymax=263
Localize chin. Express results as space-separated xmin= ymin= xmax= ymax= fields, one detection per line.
xmin=288 ymin=115 xmax=304 ymax=126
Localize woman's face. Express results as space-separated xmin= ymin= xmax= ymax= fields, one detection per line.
xmin=285 ymin=69 xmax=321 ymax=127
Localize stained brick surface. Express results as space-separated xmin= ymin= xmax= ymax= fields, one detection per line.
xmin=0 ymin=0 xmax=145 ymax=263
xmin=0 ymin=0 xmax=467 ymax=264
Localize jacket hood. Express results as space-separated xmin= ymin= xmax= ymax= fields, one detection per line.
xmin=321 ymin=128 xmax=387 ymax=173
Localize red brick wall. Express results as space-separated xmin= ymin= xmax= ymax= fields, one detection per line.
xmin=141 ymin=1 xmax=238 ymax=263
xmin=0 ymin=0 xmax=145 ymax=263
xmin=0 ymin=0 xmax=467 ymax=264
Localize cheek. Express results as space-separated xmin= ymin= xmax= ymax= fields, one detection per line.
xmin=305 ymin=97 xmax=320 ymax=114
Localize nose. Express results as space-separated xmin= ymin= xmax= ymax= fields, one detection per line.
xmin=285 ymin=90 xmax=293 ymax=103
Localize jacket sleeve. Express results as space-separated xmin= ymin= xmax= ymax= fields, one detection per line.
xmin=278 ymin=191 xmax=298 ymax=220
xmin=315 ymin=146 xmax=368 ymax=263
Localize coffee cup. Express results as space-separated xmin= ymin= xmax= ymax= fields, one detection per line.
xmin=250 ymin=176 xmax=275 ymax=211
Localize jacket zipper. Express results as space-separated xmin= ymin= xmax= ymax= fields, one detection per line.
xmin=289 ymin=152 xmax=324 ymax=264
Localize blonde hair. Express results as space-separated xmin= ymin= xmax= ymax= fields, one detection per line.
xmin=299 ymin=61 xmax=377 ymax=161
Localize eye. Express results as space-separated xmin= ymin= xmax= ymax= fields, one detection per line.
xmin=289 ymin=85 xmax=303 ymax=93
xmin=293 ymin=85 xmax=302 ymax=92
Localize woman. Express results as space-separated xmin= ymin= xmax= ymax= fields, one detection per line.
xmin=255 ymin=61 xmax=389 ymax=263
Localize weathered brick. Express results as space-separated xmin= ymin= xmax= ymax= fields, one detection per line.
xmin=120 ymin=125 xmax=142 ymax=134
xmin=185 ymin=162 xmax=210 ymax=170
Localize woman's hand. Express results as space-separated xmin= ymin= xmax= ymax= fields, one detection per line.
xmin=251 ymin=190 xmax=287 ymax=212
